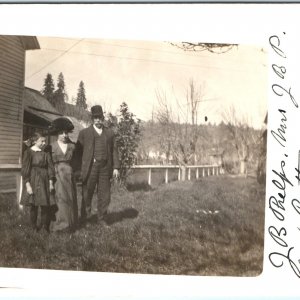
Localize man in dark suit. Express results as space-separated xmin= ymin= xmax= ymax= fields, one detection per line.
xmin=76 ymin=105 xmax=120 ymax=224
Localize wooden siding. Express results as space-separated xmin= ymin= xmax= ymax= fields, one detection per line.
xmin=0 ymin=36 xmax=25 ymax=166
xmin=0 ymin=172 xmax=17 ymax=192
xmin=0 ymin=171 xmax=21 ymax=205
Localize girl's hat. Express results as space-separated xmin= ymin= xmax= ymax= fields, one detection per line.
xmin=49 ymin=117 xmax=74 ymax=134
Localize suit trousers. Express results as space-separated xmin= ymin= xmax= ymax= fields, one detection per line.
xmin=82 ymin=160 xmax=111 ymax=221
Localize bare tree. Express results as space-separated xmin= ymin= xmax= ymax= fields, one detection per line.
xmin=155 ymin=79 xmax=206 ymax=180
xmin=155 ymin=88 xmax=173 ymax=165
xmin=186 ymin=79 xmax=207 ymax=164
xmin=222 ymin=106 xmax=257 ymax=175
xmin=256 ymin=113 xmax=267 ymax=184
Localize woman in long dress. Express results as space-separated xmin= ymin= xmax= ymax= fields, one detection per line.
xmin=49 ymin=117 xmax=78 ymax=232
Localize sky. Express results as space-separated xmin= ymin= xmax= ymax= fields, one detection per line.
xmin=25 ymin=36 xmax=268 ymax=129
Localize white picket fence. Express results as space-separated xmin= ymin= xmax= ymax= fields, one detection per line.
xmin=131 ymin=164 xmax=222 ymax=186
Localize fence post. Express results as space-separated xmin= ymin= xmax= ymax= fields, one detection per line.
xmin=165 ymin=168 xmax=169 ymax=184
xmin=202 ymin=167 xmax=205 ymax=177
xmin=208 ymin=167 xmax=210 ymax=176
xmin=148 ymin=168 xmax=152 ymax=186
xmin=212 ymin=167 xmax=215 ymax=176
xmin=188 ymin=167 xmax=191 ymax=181
xmin=178 ymin=167 xmax=181 ymax=181
xmin=196 ymin=168 xmax=199 ymax=179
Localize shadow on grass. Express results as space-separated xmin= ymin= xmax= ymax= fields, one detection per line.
xmin=105 ymin=208 xmax=139 ymax=225
xmin=126 ymin=182 xmax=153 ymax=192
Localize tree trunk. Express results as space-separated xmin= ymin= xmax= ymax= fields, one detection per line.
xmin=240 ymin=160 xmax=247 ymax=175
xmin=193 ymin=153 xmax=197 ymax=165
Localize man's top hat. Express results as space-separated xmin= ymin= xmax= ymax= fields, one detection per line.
xmin=49 ymin=117 xmax=74 ymax=134
xmin=91 ymin=105 xmax=104 ymax=119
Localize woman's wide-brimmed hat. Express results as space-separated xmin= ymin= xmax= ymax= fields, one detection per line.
xmin=49 ymin=117 xmax=74 ymax=134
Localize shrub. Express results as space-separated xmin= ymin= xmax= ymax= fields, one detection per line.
xmin=107 ymin=102 xmax=142 ymax=185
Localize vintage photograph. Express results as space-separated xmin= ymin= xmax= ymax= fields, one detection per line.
xmin=0 ymin=35 xmax=267 ymax=276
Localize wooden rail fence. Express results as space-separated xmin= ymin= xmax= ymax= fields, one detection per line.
xmin=132 ymin=164 xmax=222 ymax=186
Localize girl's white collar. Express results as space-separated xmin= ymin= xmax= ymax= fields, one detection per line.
xmin=31 ymin=145 xmax=42 ymax=152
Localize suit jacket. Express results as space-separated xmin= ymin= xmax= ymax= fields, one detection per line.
xmin=76 ymin=125 xmax=120 ymax=183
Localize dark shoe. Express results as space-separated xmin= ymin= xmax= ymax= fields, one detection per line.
xmin=32 ymin=225 xmax=39 ymax=232
xmin=39 ymin=226 xmax=50 ymax=234
xmin=77 ymin=218 xmax=86 ymax=229
xmin=87 ymin=214 xmax=98 ymax=224
xmin=55 ymin=227 xmax=74 ymax=234
xmin=99 ymin=211 xmax=108 ymax=222
xmin=85 ymin=222 xmax=93 ymax=229
xmin=49 ymin=205 xmax=58 ymax=221
xmin=50 ymin=213 xmax=56 ymax=222
xmin=98 ymin=220 xmax=109 ymax=228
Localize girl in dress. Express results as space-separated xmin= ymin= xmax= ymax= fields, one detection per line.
xmin=20 ymin=132 xmax=56 ymax=233
xmin=49 ymin=117 xmax=78 ymax=232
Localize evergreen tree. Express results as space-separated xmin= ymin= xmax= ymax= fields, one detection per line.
xmin=75 ymin=81 xmax=87 ymax=109
xmin=41 ymin=73 xmax=55 ymax=106
xmin=54 ymin=72 xmax=67 ymax=112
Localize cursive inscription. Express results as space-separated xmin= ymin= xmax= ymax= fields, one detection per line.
xmin=269 ymin=159 xmax=293 ymax=221
xmin=271 ymin=109 xmax=287 ymax=147
xmin=268 ymin=33 xmax=300 ymax=278
xmin=292 ymin=198 xmax=300 ymax=215
xmin=269 ymin=35 xmax=287 ymax=58
xmin=269 ymin=247 xmax=300 ymax=277
xmin=272 ymin=84 xmax=298 ymax=108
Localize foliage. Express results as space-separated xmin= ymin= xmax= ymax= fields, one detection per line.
xmin=107 ymin=102 xmax=142 ymax=185
xmin=53 ymin=72 xmax=68 ymax=113
xmin=41 ymin=73 xmax=55 ymax=106
xmin=75 ymin=81 xmax=88 ymax=110
xmin=56 ymin=72 xmax=66 ymax=92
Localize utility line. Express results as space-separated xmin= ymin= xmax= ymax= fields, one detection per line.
xmin=28 ymin=47 xmax=264 ymax=79
xmin=41 ymin=37 xmax=228 ymax=59
xmin=80 ymin=39 xmax=236 ymax=60
xmin=44 ymin=36 xmax=266 ymax=65
xmin=26 ymin=39 xmax=84 ymax=80
xmin=84 ymin=40 xmax=266 ymax=66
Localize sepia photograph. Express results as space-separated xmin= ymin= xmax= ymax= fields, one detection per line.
xmin=0 ymin=34 xmax=267 ymax=277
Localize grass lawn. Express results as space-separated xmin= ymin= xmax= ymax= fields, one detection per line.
xmin=0 ymin=175 xmax=265 ymax=276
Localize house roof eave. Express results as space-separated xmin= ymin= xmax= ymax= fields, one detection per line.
xmin=19 ymin=36 xmax=40 ymax=50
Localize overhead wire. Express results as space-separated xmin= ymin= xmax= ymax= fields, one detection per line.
xmin=26 ymin=45 xmax=265 ymax=80
xmin=26 ymin=39 xmax=84 ymax=80
xmin=42 ymin=36 xmax=267 ymax=65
